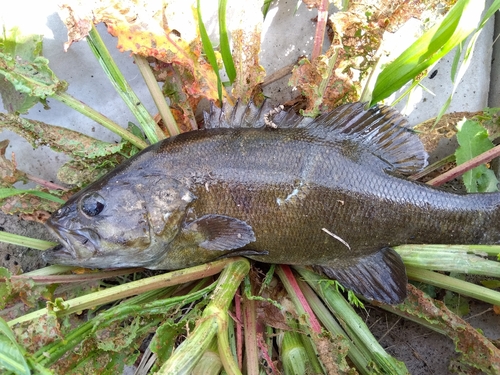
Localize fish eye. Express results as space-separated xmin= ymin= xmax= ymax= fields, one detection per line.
xmin=80 ymin=193 xmax=106 ymax=217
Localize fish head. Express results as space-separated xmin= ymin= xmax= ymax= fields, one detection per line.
xmin=44 ymin=172 xmax=195 ymax=268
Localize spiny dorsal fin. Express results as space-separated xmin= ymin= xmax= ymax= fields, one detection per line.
xmin=204 ymin=101 xmax=428 ymax=175
xmin=203 ymin=100 xmax=308 ymax=129
xmin=308 ymin=103 xmax=428 ymax=175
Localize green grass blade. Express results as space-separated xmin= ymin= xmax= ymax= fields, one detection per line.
xmin=53 ymin=91 xmax=148 ymax=149
xmin=8 ymin=258 xmax=236 ymax=326
xmin=262 ymin=0 xmax=273 ymax=18
xmin=197 ymin=0 xmax=223 ymax=103
xmin=295 ymin=267 xmax=409 ymax=375
xmin=396 ymin=244 xmax=500 ymax=276
xmin=406 ymin=266 xmax=500 ymax=306
xmin=480 ymin=0 xmax=500 ymax=27
xmin=370 ymin=0 xmax=484 ymax=105
xmin=133 ymin=55 xmax=180 ymax=136
xmin=0 ymin=187 xmax=65 ymax=204
xmin=0 ymin=231 xmax=57 ymax=250
xmin=219 ymin=0 xmax=236 ymax=84
xmin=434 ymin=0 xmax=500 ymax=124
xmin=0 ymin=317 xmax=30 ymax=375
xmin=86 ymin=25 xmax=163 ymax=143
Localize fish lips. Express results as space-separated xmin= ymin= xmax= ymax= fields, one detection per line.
xmin=44 ymin=223 xmax=101 ymax=263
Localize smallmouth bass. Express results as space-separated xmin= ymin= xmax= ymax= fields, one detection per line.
xmin=43 ymin=102 xmax=500 ymax=304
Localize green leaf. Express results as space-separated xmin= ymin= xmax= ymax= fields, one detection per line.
xmin=370 ymin=0 xmax=484 ymax=105
xmin=0 ymin=267 xmax=12 ymax=309
xmin=0 ymin=26 xmax=45 ymax=113
xmin=455 ymin=119 xmax=498 ymax=192
xmin=433 ymin=0 xmax=500 ymax=125
xmin=0 ymin=28 xmax=67 ymax=104
xmin=197 ymin=0 xmax=222 ymax=103
xmin=86 ymin=26 xmax=161 ymax=144
xmin=0 ymin=232 xmax=56 ymax=251
xmin=480 ymin=279 xmax=500 ymax=289
xmin=0 ymin=317 xmax=30 ymax=375
xmin=218 ymin=0 xmax=236 ymax=84
xmin=0 ymin=188 xmax=65 ymax=204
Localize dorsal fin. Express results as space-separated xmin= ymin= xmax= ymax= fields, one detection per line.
xmin=204 ymin=101 xmax=428 ymax=175
xmin=309 ymin=103 xmax=428 ymax=175
xmin=203 ymin=100 xmax=308 ymax=129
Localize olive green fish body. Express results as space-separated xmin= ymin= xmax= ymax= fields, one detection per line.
xmin=44 ymin=103 xmax=500 ymax=304
xmin=144 ymin=126 xmax=500 ymax=275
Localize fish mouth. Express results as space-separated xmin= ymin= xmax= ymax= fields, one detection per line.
xmin=44 ymin=222 xmax=101 ymax=262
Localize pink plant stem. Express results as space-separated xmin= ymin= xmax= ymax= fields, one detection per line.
xmin=311 ymin=0 xmax=329 ymax=60
xmin=235 ymin=291 xmax=243 ymax=370
xmin=279 ymin=265 xmax=322 ymax=335
xmin=26 ymin=173 xmax=68 ymax=190
xmin=243 ymin=294 xmax=259 ymax=375
xmin=426 ymin=143 xmax=500 ymax=187
xmin=257 ymin=333 xmax=279 ymax=374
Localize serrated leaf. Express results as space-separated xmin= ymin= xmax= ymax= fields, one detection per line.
xmin=0 ymin=317 xmax=30 ymax=375
xmin=0 ymin=37 xmax=67 ymax=102
xmin=0 ymin=113 xmax=124 ymax=159
xmin=149 ymin=320 xmax=186 ymax=372
xmin=455 ymin=119 xmax=498 ymax=192
xmin=0 ymin=27 xmax=44 ymax=114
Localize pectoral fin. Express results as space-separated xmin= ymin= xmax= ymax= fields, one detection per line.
xmin=183 ymin=214 xmax=256 ymax=250
xmin=314 ymin=247 xmax=407 ymax=304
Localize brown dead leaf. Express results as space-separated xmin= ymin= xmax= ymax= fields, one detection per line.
xmin=231 ymin=28 xmax=266 ymax=103
xmin=59 ymin=0 xmax=221 ymax=112
xmin=289 ymin=47 xmax=358 ymax=116
xmin=493 ymin=305 xmax=500 ymax=315
xmin=0 ymin=140 xmax=26 ymax=186
xmin=59 ymin=0 xmax=266 ymax=126
xmin=386 ymin=284 xmax=500 ymax=373
xmin=343 ymin=0 xmax=454 ymax=33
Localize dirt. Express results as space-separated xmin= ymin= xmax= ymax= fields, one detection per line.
xmin=0 ymin=211 xmax=50 ymax=274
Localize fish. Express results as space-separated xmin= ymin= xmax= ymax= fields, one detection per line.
xmin=43 ymin=102 xmax=500 ymax=304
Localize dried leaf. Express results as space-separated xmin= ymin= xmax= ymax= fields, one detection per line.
xmin=289 ymin=48 xmax=358 ymax=116
xmin=57 ymin=159 xmax=118 ymax=186
xmin=0 ymin=112 xmax=125 ymax=159
xmin=59 ymin=0 xmax=221 ymax=104
xmin=231 ymin=28 xmax=265 ymax=102
xmin=392 ymin=284 xmax=500 ymax=373
xmin=1 ymin=194 xmax=62 ymax=222
xmin=0 ymin=140 xmax=26 ymax=187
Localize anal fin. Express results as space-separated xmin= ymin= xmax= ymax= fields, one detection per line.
xmin=314 ymin=247 xmax=407 ymax=304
